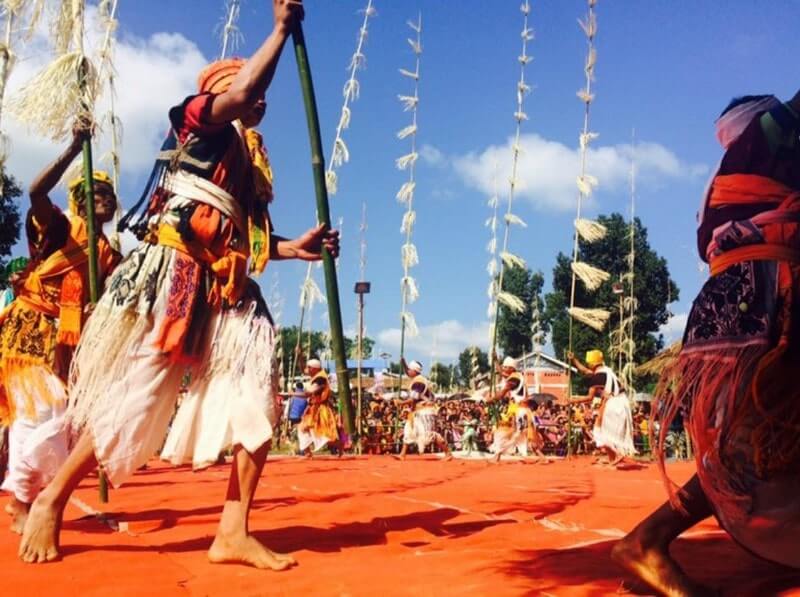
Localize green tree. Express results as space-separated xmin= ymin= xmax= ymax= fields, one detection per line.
xmin=278 ymin=326 xmax=329 ymax=380
xmin=344 ymin=335 xmax=375 ymax=359
xmin=456 ymin=346 xmax=489 ymax=388
xmin=496 ymin=265 xmax=547 ymax=358
xmin=544 ymin=213 xmax=679 ymax=387
xmin=0 ymin=175 xmax=22 ymax=290
xmin=430 ymin=362 xmax=456 ymax=391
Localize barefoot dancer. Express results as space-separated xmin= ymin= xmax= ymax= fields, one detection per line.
xmin=0 ymin=127 xmax=120 ymax=535
xmin=569 ymin=350 xmax=635 ymax=466
xmin=18 ymin=1 xmax=342 ymax=569
xmin=296 ymin=359 xmax=341 ymax=458
xmin=488 ymin=357 xmax=539 ymax=462
xmin=397 ymin=360 xmax=452 ymax=460
xmin=614 ymin=91 xmax=800 ymax=596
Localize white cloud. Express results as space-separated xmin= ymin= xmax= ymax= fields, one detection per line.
xmin=659 ymin=312 xmax=687 ymax=344
xmin=419 ymin=143 xmax=445 ymax=167
xmin=3 ymin=7 xmax=207 ymax=191
xmin=377 ymin=319 xmax=490 ymax=362
xmin=450 ymin=133 xmax=708 ymax=211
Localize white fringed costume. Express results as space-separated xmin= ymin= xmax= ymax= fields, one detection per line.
xmin=591 ymin=365 xmax=635 ymax=457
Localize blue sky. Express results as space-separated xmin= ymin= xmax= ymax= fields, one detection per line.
xmin=5 ymin=1 xmax=799 ymax=363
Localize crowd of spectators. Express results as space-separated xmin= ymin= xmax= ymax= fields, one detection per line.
xmin=278 ymin=394 xmax=691 ymax=460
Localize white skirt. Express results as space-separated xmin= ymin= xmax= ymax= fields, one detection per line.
xmin=593 ymin=393 xmax=636 ymax=457
xmin=68 ymin=243 xmax=279 ymax=486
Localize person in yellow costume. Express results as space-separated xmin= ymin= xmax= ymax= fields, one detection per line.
xmin=296 ymin=359 xmax=341 ymax=458
xmin=488 ymin=357 xmax=542 ymax=462
xmin=0 ymin=125 xmax=120 ymax=534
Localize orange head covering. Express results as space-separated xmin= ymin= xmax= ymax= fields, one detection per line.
xmin=198 ymin=58 xmax=246 ymax=94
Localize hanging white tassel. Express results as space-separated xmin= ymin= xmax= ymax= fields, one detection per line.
xmin=331 ymin=137 xmax=349 ymax=168
xmin=398 ymin=94 xmax=418 ymax=111
xmin=325 ymin=170 xmax=338 ymax=195
xmin=396 ymin=151 xmax=418 ymax=170
xmin=396 ymin=181 xmax=415 ymax=203
xmin=402 ymin=276 xmax=420 ymax=303
xmin=486 ymin=237 xmax=497 ymax=255
xmin=575 ymin=218 xmax=607 ymax=243
xmin=401 ymin=242 xmax=419 ymax=268
xmin=569 ymin=307 xmax=610 ymax=331
xmin=401 ymin=310 xmax=419 ymax=337
xmin=399 ymin=67 xmax=418 ymax=80
xmin=505 ymin=213 xmax=527 ymax=228
xmin=487 ymin=279 xmax=498 ymax=299
xmin=487 ymin=258 xmax=498 ymax=277
xmin=343 ymin=78 xmax=360 ymax=102
xmin=338 ymin=105 xmax=351 ymax=131
xmin=500 ymin=251 xmax=526 ymax=269
xmin=396 ymin=124 xmax=417 ymax=140
xmin=401 ymin=209 xmax=416 ymax=234
xmin=572 ymin=261 xmax=610 ymax=290
xmin=576 ymin=173 xmax=598 ymax=196
xmin=497 ymin=291 xmax=526 ymax=313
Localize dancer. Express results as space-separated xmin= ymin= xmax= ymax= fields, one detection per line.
xmin=296 ymin=359 xmax=340 ymax=458
xmin=488 ymin=357 xmax=541 ymax=463
xmin=397 ymin=360 xmax=452 ymax=460
xmin=569 ymin=350 xmax=635 ymax=466
xmin=614 ymin=91 xmax=800 ymax=596
xmin=0 ymin=126 xmax=120 ymax=534
xmin=18 ymin=0 xmax=342 ymax=569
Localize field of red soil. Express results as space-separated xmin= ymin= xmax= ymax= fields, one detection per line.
xmin=3 ymin=456 xmax=799 ymax=596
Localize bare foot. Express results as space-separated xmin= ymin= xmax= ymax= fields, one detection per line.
xmin=611 ymin=532 xmax=715 ymax=596
xmin=208 ymin=532 xmax=297 ymax=571
xmin=18 ymin=497 xmax=61 ymax=563
xmin=8 ymin=499 xmax=30 ymax=535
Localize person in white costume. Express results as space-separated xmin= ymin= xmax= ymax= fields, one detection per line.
xmin=17 ymin=1 xmax=343 ymax=571
xmin=569 ymin=350 xmax=635 ymax=467
xmin=397 ymin=360 xmax=452 ymax=460
xmin=488 ymin=357 xmax=543 ymax=463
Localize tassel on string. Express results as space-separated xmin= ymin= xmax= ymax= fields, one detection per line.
xmin=571 ymin=261 xmax=610 ymax=291
xmin=500 ymin=251 xmax=526 ymax=270
xmin=575 ymin=217 xmax=607 ymax=243
xmin=401 ymin=242 xmax=419 ymax=268
xmin=498 ymin=291 xmax=526 ymax=314
xmin=569 ymin=306 xmax=610 ymax=331
xmin=396 ymin=181 xmax=415 ymax=203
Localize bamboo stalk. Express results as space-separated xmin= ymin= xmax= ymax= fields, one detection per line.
xmin=291 ymin=25 xmax=355 ymax=436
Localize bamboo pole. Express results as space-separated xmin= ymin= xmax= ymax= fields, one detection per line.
xmin=291 ymin=24 xmax=355 ymax=436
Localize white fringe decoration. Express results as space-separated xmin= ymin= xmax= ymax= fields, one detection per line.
xmin=500 ymin=250 xmax=526 ymax=270
xmin=395 ymin=151 xmax=418 ymax=170
xmin=488 ymin=1 xmax=533 ymax=371
xmin=569 ymin=306 xmax=610 ymax=331
xmin=575 ymin=217 xmax=607 ymax=243
xmin=396 ymin=180 xmax=415 ymax=203
xmin=572 ymin=261 xmax=610 ymax=290
xmin=498 ymin=291 xmax=526 ymax=314
xmin=397 ymin=13 xmax=423 ymax=359
xmin=10 ymin=0 xmax=98 ymax=141
xmin=218 ymin=0 xmax=243 ymax=59
xmin=325 ymin=0 xmax=376 ymax=198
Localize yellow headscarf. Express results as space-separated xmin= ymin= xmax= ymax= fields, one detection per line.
xmin=67 ymin=170 xmax=114 ymax=214
xmin=585 ymin=349 xmax=604 ymax=368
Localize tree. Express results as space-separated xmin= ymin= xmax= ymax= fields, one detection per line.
xmin=278 ymin=326 xmax=329 ymax=380
xmin=543 ymin=213 xmax=679 ymax=387
xmin=344 ymin=335 xmax=374 ymax=360
xmin=429 ymin=362 xmax=456 ymax=391
xmin=456 ymin=346 xmax=489 ymax=388
xmin=0 ymin=174 xmax=22 ymax=290
xmin=496 ymin=265 xmax=547 ymax=358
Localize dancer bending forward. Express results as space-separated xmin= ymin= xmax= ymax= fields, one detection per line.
xmin=615 ymin=90 xmax=800 ymax=595
xmin=488 ymin=357 xmax=544 ymax=462
xmin=397 ymin=360 xmax=452 ymax=460
xmin=18 ymin=0 xmax=341 ymax=570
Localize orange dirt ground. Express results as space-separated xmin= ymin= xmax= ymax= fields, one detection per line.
xmin=2 ymin=456 xmax=799 ymax=596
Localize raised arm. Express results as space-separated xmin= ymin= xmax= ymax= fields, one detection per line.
xmin=28 ymin=126 xmax=85 ymax=225
xmin=567 ymin=352 xmax=594 ymax=377
xmin=208 ymin=0 xmax=304 ymax=124
xmin=271 ymin=225 xmax=340 ymax=261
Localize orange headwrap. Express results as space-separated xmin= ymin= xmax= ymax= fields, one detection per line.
xmin=198 ymin=58 xmax=246 ymax=94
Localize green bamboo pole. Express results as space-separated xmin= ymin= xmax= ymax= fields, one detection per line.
xmin=77 ymin=58 xmax=108 ymax=503
xmin=291 ymin=25 xmax=355 ymax=437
